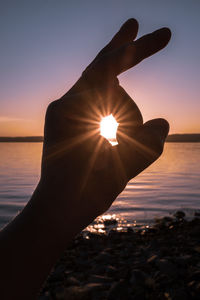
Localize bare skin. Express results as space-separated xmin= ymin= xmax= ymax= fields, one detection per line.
xmin=0 ymin=19 xmax=171 ymax=299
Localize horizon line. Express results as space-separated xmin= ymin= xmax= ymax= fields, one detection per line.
xmin=0 ymin=133 xmax=200 ymax=138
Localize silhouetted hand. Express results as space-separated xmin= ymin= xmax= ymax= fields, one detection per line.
xmin=40 ymin=19 xmax=171 ymax=232
xmin=0 ymin=19 xmax=172 ymax=300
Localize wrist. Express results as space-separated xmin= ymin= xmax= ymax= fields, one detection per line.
xmin=30 ymin=181 xmax=93 ymax=243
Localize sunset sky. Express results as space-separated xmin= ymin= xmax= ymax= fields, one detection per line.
xmin=0 ymin=0 xmax=200 ymax=136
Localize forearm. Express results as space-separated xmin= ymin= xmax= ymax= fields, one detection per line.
xmin=0 ymin=182 xmax=83 ymax=300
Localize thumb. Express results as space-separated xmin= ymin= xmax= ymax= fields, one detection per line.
xmin=116 ymin=118 xmax=169 ymax=180
xmin=139 ymin=118 xmax=169 ymax=160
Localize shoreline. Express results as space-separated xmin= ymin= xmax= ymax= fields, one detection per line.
xmin=1 ymin=134 xmax=200 ymax=143
xmin=39 ymin=212 xmax=200 ymax=300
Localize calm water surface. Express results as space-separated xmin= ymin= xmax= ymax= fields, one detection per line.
xmin=0 ymin=143 xmax=200 ymax=229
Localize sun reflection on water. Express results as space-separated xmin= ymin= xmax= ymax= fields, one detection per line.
xmin=83 ymin=214 xmax=149 ymax=238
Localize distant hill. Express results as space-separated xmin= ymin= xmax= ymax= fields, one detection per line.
xmin=0 ymin=134 xmax=200 ymax=143
xmin=166 ymin=134 xmax=200 ymax=143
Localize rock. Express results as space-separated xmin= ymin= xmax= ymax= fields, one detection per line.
xmin=164 ymin=292 xmax=172 ymax=300
xmin=189 ymin=270 xmax=200 ymax=281
xmin=48 ymin=273 xmax=63 ymax=283
xmin=132 ymin=290 xmax=146 ymax=300
xmin=172 ymin=288 xmax=188 ymax=300
xmin=64 ymin=286 xmax=88 ymax=300
xmin=107 ymin=280 xmax=130 ymax=300
xmin=95 ymin=251 xmax=112 ymax=263
xmin=76 ymin=257 xmax=90 ymax=267
xmin=145 ymin=277 xmax=156 ymax=290
xmin=194 ymin=211 xmax=200 ymax=217
xmin=64 ymin=283 xmax=104 ymax=300
xmin=147 ymin=227 xmax=157 ymax=234
xmin=48 ymin=265 xmax=65 ymax=283
xmin=163 ymin=216 xmax=173 ymax=223
xmin=108 ymin=230 xmax=121 ymax=242
xmin=194 ymin=246 xmax=200 ymax=253
xmin=38 ymin=292 xmax=52 ymax=300
xmin=188 ymin=280 xmax=195 ymax=287
xmin=130 ymin=269 xmax=147 ymax=286
xmin=127 ymin=227 xmax=133 ymax=233
xmin=195 ymin=282 xmax=200 ymax=291
xmin=106 ymin=265 xmax=117 ymax=276
xmin=174 ymin=211 xmax=185 ymax=220
xmin=84 ymin=282 xmax=104 ymax=291
xmin=64 ymin=276 xmax=80 ymax=286
xmin=116 ymin=267 xmax=129 ymax=279
xmin=175 ymin=255 xmax=191 ymax=267
xmin=104 ymin=219 xmax=118 ymax=226
xmin=88 ymin=274 xmax=112 ymax=284
xmin=53 ymin=286 xmax=65 ymax=300
xmin=147 ymin=255 xmax=158 ymax=263
xmin=160 ymin=246 xmax=173 ymax=257
xmin=54 ymin=265 xmax=65 ymax=275
xmin=91 ymin=263 xmax=106 ymax=275
xmin=155 ymin=217 xmax=173 ymax=228
xmin=64 ymin=270 xmax=73 ymax=276
xmin=156 ymin=259 xmax=178 ymax=277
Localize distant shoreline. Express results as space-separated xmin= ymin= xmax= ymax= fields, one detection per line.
xmin=166 ymin=134 xmax=200 ymax=143
xmin=0 ymin=134 xmax=200 ymax=143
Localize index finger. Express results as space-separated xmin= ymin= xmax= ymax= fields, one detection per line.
xmin=86 ymin=18 xmax=139 ymax=67
xmin=67 ymin=19 xmax=139 ymax=95
xmin=92 ymin=27 xmax=171 ymax=80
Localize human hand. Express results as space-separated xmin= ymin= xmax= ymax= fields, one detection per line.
xmin=0 ymin=19 xmax=171 ymax=300
xmin=40 ymin=19 xmax=171 ymax=233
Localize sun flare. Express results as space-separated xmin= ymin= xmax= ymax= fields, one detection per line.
xmin=100 ymin=114 xmax=118 ymax=146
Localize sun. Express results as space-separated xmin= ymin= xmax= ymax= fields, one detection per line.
xmin=100 ymin=114 xmax=119 ymax=146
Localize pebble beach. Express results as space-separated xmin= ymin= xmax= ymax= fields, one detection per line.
xmin=39 ymin=212 xmax=200 ymax=300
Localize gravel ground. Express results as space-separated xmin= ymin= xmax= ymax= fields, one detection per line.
xmin=39 ymin=211 xmax=200 ymax=300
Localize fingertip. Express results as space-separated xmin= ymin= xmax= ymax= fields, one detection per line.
xmin=157 ymin=118 xmax=170 ymax=140
xmin=154 ymin=27 xmax=171 ymax=34
xmin=120 ymin=18 xmax=139 ymax=36
xmin=153 ymin=27 xmax=172 ymax=45
xmin=144 ymin=118 xmax=170 ymax=141
xmin=162 ymin=27 xmax=172 ymax=36
xmin=124 ymin=18 xmax=139 ymax=28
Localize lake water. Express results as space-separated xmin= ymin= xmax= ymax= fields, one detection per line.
xmin=0 ymin=142 xmax=200 ymax=229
